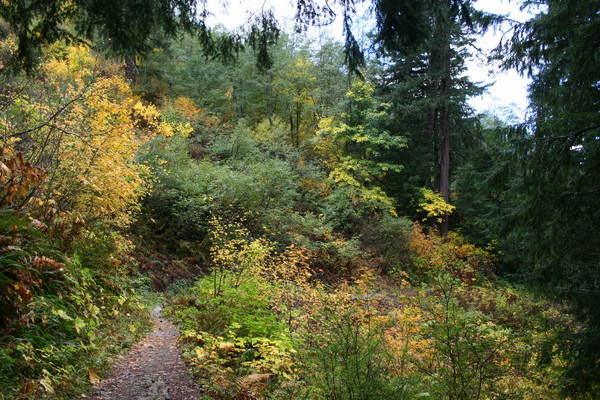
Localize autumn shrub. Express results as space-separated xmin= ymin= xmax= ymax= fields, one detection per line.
xmin=412 ymin=272 xmax=570 ymax=400
xmin=267 ymin=212 xmax=364 ymax=276
xmin=302 ymin=305 xmax=410 ymax=400
xmin=0 ymin=45 xmax=190 ymax=256
xmin=168 ymin=277 xmax=297 ymax=398
xmin=0 ymin=212 xmax=50 ymax=331
xmin=0 ymin=212 xmax=150 ymax=399
xmin=161 ymin=96 xmax=203 ymax=132
xmin=408 ymin=223 xmax=496 ymax=284
xmin=415 ymin=273 xmax=514 ymax=399
xmin=252 ymin=206 xmax=367 ymax=277
xmin=399 ymin=226 xmax=570 ymax=397
xmin=273 ymin=268 xmax=409 ymax=400
xmin=167 ymin=220 xmax=411 ymax=399
xmin=164 ymin=213 xmax=570 ymax=400
xmin=165 ymin=217 xmax=300 ymax=398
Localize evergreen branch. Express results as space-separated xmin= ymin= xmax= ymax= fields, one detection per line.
xmin=528 ymin=124 xmax=600 ymax=142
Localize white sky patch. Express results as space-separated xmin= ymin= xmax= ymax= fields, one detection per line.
xmin=206 ymin=0 xmax=295 ymax=31
xmin=467 ymin=0 xmax=535 ymax=121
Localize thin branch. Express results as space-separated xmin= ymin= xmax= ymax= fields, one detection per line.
xmin=6 ymin=84 xmax=93 ymax=138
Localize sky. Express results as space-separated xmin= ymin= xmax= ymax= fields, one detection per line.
xmin=207 ymin=0 xmax=536 ymax=121
xmin=466 ymin=0 xmax=533 ymax=121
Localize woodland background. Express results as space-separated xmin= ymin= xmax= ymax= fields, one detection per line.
xmin=0 ymin=0 xmax=598 ymax=398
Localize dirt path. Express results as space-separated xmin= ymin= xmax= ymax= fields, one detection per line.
xmin=93 ymin=306 xmax=203 ymax=400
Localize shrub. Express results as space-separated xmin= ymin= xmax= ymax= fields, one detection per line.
xmin=304 ymin=310 xmax=410 ymax=400
xmin=359 ymin=214 xmax=413 ymax=273
xmin=0 ymin=212 xmax=150 ymax=398
xmin=408 ymin=224 xmax=496 ymax=284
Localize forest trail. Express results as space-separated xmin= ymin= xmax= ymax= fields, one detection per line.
xmin=92 ymin=306 xmax=202 ymax=400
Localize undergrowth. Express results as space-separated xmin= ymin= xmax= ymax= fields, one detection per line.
xmin=0 ymin=212 xmax=151 ymax=399
xmin=166 ymin=217 xmax=575 ymax=400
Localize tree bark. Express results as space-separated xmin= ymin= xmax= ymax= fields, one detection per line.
xmin=125 ymin=55 xmax=138 ymax=86
xmin=437 ymin=36 xmax=452 ymax=237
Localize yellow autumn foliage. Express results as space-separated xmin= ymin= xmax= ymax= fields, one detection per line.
xmin=0 ymin=45 xmax=186 ymax=236
xmin=30 ymin=46 xmax=148 ymax=229
xmin=417 ymin=187 xmax=456 ymax=223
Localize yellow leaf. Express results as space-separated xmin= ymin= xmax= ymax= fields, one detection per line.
xmin=39 ymin=377 xmax=54 ymax=393
xmin=74 ymin=318 xmax=86 ymax=334
xmin=87 ymin=367 xmax=100 ymax=385
xmin=56 ymin=309 xmax=72 ymax=320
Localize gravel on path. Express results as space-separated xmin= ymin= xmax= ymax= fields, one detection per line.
xmin=93 ymin=306 xmax=202 ymax=400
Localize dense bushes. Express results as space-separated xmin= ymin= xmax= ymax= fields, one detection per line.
xmin=0 ymin=212 xmax=150 ymax=398
xmin=0 ymin=7 xmax=591 ymax=399
xmin=164 ymin=214 xmax=572 ymax=400
xmin=0 ymin=45 xmax=161 ymax=399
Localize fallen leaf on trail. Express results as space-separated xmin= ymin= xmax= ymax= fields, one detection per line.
xmin=87 ymin=367 xmax=100 ymax=385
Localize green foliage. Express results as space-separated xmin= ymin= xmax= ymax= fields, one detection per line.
xmin=0 ymin=212 xmax=150 ymax=399
xmin=1 ymin=3 xmax=594 ymax=397
xmin=0 ymin=0 xmax=282 ymax=74
xmin=166 ymin=221 xmax=297 ymax=398
xmin=371 ymin=0 xmax=487 ymax=224
xmin=136 ymin=130 xmax=301 ymax=251
xmin=313 ymin=81 xmax=406 ymax=218
xmin=359 ymin=214 xmax=413 ymax=272
xmin=303 ymin=308 xmax=409 ymax=400
xmin=161 ymin=202 xmax=572 ymax=400
xmin=421 ymin=274 xmax=514 ymax=400
xmin=414 ymin=272 xmax=574 ymax=400
xmin=471 ymin=1 xmax=600 ymax=392
xmin=135 ymin=108 xmax=375 ymax=277
xmin=171 ymin=274 xmax=286 ymax=339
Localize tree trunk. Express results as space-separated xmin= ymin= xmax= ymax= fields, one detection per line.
xmin=295 ymin=103 xmax=301 ymax=147
xmin=266 ymin=73 xmax=274 ymax=124
xmin=422 ymin=84 xmax=438 ymax=188
xmin=438 ymin=105 xmax=450 ymax=236
xmin=124 ymin=55 xmax=138 ymax=85
xmin=437 ymin=36 xmax=452 ymax=237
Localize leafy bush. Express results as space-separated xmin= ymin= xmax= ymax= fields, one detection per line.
xmin=419 ymin=274 xmax=514 ymax=400
xmin=359 ymin=214 xmax=413 ymax=272
xmin=409 ymin=224 xmax=496 ymax=284
xmin=303 ymin=308 xmax=410 ymax=400
xmin=166 ymin=226 xmax=297 ymax=398
xmin=0 ymin=212 xmax=150 ymax=399
xmin=136 ymin=131 xmax=300 ymax=252
xmin=163 ymin=217 xmax=289 ymax=395
xmin=412 ymin=272 xmax=572 ymax=400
